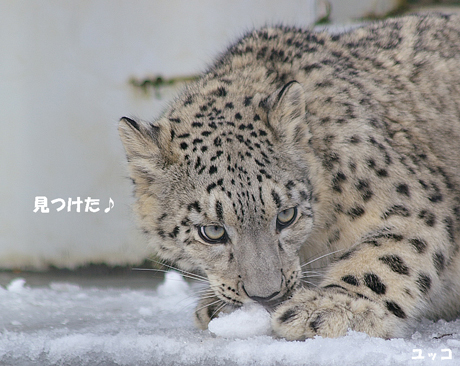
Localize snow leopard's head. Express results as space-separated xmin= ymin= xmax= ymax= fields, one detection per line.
xmin=119 ymin=79 xmax=314 ymax=307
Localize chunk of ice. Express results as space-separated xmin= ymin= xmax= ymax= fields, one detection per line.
xmin=208 ymin=303 xmax=271 ymax=338
xmin=6 ymin=278 xmax=27 ymax=293
xmin=157 ymin=270 xmax=190 ymax=297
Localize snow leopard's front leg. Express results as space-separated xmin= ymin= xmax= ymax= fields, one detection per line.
xmin=272 ymin=230 xmax=440 ymax=340
xmin=272 ymin=286 xmax=405 ymax=340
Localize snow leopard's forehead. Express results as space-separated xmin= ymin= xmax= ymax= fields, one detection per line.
xmin=158 ymin=84 xmax=311 ymax=227
xmin=167 ymin=89 xmax=275 ymax=180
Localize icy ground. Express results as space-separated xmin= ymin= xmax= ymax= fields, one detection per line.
xmin=1 ymin=272 xmax=460 ymax=365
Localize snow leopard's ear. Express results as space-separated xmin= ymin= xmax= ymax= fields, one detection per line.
xmin=264 ymin=80 xmax=310 ymax=146
xmin=118 ymin=117 xmax=175 ymax=169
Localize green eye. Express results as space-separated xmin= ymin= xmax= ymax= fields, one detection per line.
xmin=199 ymin=225 xmax=227 ymax=243
xmin=276 ymin=207 xmax=298 ymax=231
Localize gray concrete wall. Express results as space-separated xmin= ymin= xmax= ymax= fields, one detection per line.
xmin=1 ymin=0 xmax=403 ymax=269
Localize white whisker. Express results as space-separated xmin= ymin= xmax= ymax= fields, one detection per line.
xmin=302 ymin=270 xmax=324 ymax=275
xmin=210 ymin=301 xmax=227 ymax=319
xmin=147 ymin=258 xmax=210 ymax=282
xmin=194 ymin=299 xmax=223 ymax=314
xmin=300 ymin=279 xmax=319 ymax=288
xmin=192 ymin=290 xmax=218 ymax=299
xmin=194 ymin=288 xmax=215 ymax=296
xmin=199 ymin=293 xmax=217 ymax=299
xmin=300 ymin=249 xmax=344 ymax=268
xmin=301 ymin=274 xmax=323 ymax=278
xmin=175 ymin=296 xmax=200 ymax=312
xmin=132 ymin=266 xmax=209 ymax=284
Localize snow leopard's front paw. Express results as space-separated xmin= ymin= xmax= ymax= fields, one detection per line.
xmin=272 ymin=287 xmax=402 ymax=340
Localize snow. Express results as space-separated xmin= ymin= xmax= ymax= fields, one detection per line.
xmin=6 ymin=278 xmax=27 ymax=293
xmin=209 ymin=303 xmax=272 ymax=338
xmin=1 ymin=272 xmax=460 ymax=366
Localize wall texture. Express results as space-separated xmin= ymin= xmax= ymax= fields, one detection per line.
xmin=0 ymin=0 xmax=399 ymax=269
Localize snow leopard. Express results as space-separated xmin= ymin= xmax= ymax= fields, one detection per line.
xmin=119 ymin=13 xmax=460 ymax=340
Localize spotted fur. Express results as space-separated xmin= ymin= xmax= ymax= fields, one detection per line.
xmin=119 ymin=14 xmax=460 ymax=340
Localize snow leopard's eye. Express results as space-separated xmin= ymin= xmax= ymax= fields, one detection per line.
xmin=276 ymin=207 xmax=298 ymax=231
xmin=198 ymin=225 xmax=227 ymax=244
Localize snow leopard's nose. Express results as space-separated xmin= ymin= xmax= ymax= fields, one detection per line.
xmin=241 ymin=275 xmax=285 ymax=306
xmin=247 ymin=291 xmax=280 ymax=304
